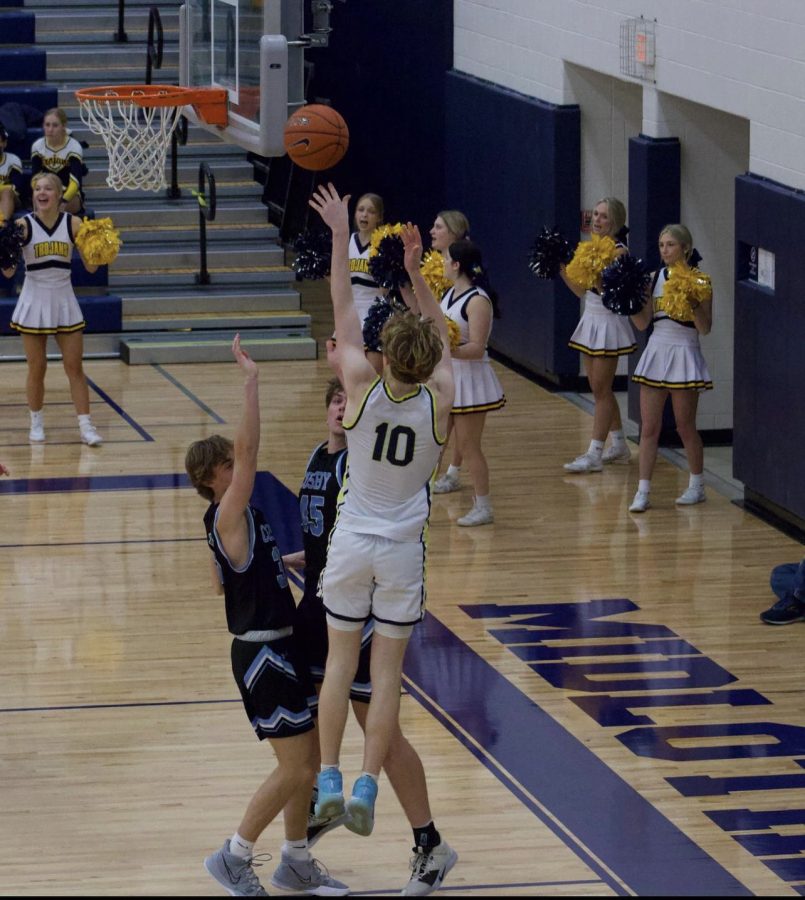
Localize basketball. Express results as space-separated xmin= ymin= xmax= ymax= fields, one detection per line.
xmin=283 ymin=104 xmax=349 ymax=171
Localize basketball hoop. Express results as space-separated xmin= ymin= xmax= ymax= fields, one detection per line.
xmin=75 ymin=85 xmax=228 ymax=192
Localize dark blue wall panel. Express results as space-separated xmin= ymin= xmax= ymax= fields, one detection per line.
xmin=734 ymin=174 xmax=805 ymax=523
xmin=626 ymin=135 xmax=681 ymax=425
xmin=0 ymin=49 xmax=45 ymax=82
xmin=306 ymin=0 xmax=452 ymax=232
xmin=444 ymin=71 xmax=580 ymax=380
xmin=0 ymin=12 xmax=35 ymax=43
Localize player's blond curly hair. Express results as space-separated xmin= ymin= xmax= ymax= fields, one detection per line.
xmin=185 ymin=435 xmax=234 ymax=502
xmin=380 ymin=312 xmax=443 ymax=384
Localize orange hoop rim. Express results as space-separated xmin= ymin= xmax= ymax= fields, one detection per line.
xmin=75 ymin=84 xmax=228 ymax=127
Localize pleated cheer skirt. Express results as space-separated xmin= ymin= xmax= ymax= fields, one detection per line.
xmin=568 ymin=291 xmax=637 ymax=357
xmin=632 ymin=326 xmax=713 ymax=391
xmin=451 ymin=357 xmax=506 ymax=415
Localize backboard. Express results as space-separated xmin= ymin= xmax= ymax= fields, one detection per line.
xmin=179 ymin=0 xmax=309 ymax=157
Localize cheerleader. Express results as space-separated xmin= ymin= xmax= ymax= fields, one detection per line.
xmin=440 ymin=240 xmax=505 ymax=526
xmin=0 ymin=122 xmax=23 ymax=222
xmin=1 ymin=173 xmax=102 ymax=446
xmin=628 ymin=224 xmax=713 ymax=513
xmin=328 ymin=192 xmax=385 ymax=379
xmin=429 ymin=210 xmax=469 ymax=253
xmin=429 ymin=210 xmax=471 ymax=494
xmin=30 ymin=108 xmax=85 ymax=216
xmin=560 ymin=197 xmax=635 ymax=473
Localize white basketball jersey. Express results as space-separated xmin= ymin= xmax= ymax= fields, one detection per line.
xmin=21 ymin=213 xmax=74 ymax=287
xmin=348 ymin=232 xmax=381 ymax=325
xmin=337 ymin=378 xmax=445 ymax=542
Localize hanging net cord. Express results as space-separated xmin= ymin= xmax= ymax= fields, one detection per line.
xmin=78 ymin=96 xmax=183 ymax=192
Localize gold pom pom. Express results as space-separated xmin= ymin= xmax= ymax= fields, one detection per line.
xmin=658 ymin=262 xmax=712 ymax=322
xmin=368 ymin=222 xmax=403 ymax=256
xmin=420 ymin=250 xmax=452 ymax=298
xmin=564 ymin=234 xmax=618 ymax=291
xmin=445 ymin=317 xmax=461 ymax=351
xmin=74 ymin=217 xmax=122 ymax=266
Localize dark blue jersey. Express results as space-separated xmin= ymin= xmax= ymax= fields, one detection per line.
xmin=298 ymin=442 xmax=347 ymax=599
xmin=204 ymin=502 xmax=295 ymax=635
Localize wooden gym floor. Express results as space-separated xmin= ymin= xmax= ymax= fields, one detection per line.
xmin=0 ymin=322 xmax=803 ymax=895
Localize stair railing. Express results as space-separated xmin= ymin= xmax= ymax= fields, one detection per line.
xmin=114 ymin=0 xmax=128 ymax=42
xmin=145 ymin=6 xmax=164 ymax=85
xmin=196 ymin=162 xmax=217 ymax=285
xmin=167 ymin=114 xmax=188 ymax=200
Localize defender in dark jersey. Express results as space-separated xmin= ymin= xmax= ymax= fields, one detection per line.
xmin=185 ymin=335 xmax=348 ymax=898
xmin=284 ymin=378 xmax=458 ymax=896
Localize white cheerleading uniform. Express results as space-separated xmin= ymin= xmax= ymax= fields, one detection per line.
xmin=632 ymin=268 xmax=713 ymax=391
xmin=441 ymin=285 xmax=505 ymax=415
xmin=30 ymin=136 xmax=84 ymax=195
xmin=10 ymin=213 xmax=85 ymax=335
xmin=320 ymin=377 xmax=445 ymax=628
xmin=567 ymin=242 xmax=637 ymax=357
xmin=0 ymin=151 xmax=23 ymax=199
xmin=348 ymin=232 xmax=383 ymax=327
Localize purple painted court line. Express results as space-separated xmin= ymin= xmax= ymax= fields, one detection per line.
xmin=0 ymin=698 xmax=240 ymax=714
xmin=151 ymin=363 xmax=226 ymax=424
xmin=403 ymin=612 xmax=752 ymax=897
xmin=86 ymin=376 xmax=153 ymax=441
xmin=351 ymin=880 xmax=605 ymax=895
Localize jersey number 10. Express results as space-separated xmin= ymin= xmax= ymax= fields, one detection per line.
xmin=372 ymin=422 xmax=415 ymax=467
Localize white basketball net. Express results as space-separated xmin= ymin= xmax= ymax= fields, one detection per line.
xmin=77 ymin=93 xmax=184 ymax=192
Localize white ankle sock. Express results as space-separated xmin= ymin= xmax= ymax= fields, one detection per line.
xmin=609 ymin=429 xmax=626 ymax=448
xmin=282 ymin=839 xmax=310 ymax=861
xmin=78 ymin=413 xmax=92 ymax=430
xmin=588 ymin=439 xmax=604 ymax=458
xmin=229 ymin=832 xmax=254 ymax=859
xmin=446 ymin=465 xmax=460 ymax=479
xmin=474 ymin=494 xmax=491 ymax=510
xmin=638 ymin=479 xmax=651 ymax=494
xmin=689 ymin=473 xmax=704 ymax=490
xmin=30 ymin=409 xmax=43 ymax=424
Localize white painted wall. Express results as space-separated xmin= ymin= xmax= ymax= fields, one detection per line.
xmin=455 ymin=0 xmax=805 ymax=190
xmin=455 ymin=0 xmax=764 ymax=428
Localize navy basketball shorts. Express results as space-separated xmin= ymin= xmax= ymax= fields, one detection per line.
xmin=230 ymin=634 xmax=317 ymax=740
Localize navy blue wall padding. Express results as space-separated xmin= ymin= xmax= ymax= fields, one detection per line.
xmin=71 ymin=256 xmax=109 ymax=289
xmin=0 ymin=86 xmax=58 ymax=109
xmin=0 ymin=294 xmax=122 ymax=334
xmin=0 ymin=49 xmax=46 ymax=82
xmin=1 ymin=12 xmax=35 ymax=42
xmin=734 ymin=173 xmax=805 ymax=522
xmin=444 ymin=71 xmax=581 ymax=380
xmin=305 ymin=0 xmax=453 ymax=233
xmin=626 ymin=134 xmax=681 ymax=424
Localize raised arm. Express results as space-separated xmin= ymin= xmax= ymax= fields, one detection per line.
xmin=214 ymin=334 xmax=260 ymax=565
xmin=309 ymin=184 xmax=375 ymax=396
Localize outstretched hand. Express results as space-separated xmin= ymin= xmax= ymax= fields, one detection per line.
xmin=309 ymin=183 xmax=351 ymax=234
xmin=401 ymin=222 xmax=423 ymax=273
xmin=232 ymin=333 xmax=258 ymax=379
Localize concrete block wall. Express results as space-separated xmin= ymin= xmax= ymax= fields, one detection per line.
xmin=455 ymin=0 xmax=805 ymax=191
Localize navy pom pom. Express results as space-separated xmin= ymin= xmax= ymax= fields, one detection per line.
xmin=528 ymin=227 xmax=574 ymax=280
xmin=601 ymin=254 xmax=650 ymax=316
xmin=368 ymin=234 xmax=410 ymax=290
xmin=0 ymin=221 xmax=24 ymax=270
xmin=291 ymin=229 xmax=331 ymax=281
xmin=362 ymin=292 xmax=408 ymax=352
xmin=362 ymin=297 xmax=394 ymax=352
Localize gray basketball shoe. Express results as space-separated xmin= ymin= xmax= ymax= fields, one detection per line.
xmin=271 ymin=854 xmax=350 ymax=896
xmin=204 ymin=840 xmax=269 ymax=896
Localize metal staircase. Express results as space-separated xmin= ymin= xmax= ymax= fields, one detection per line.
xmin=0 ymin=0 xmax=316 ymax=364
